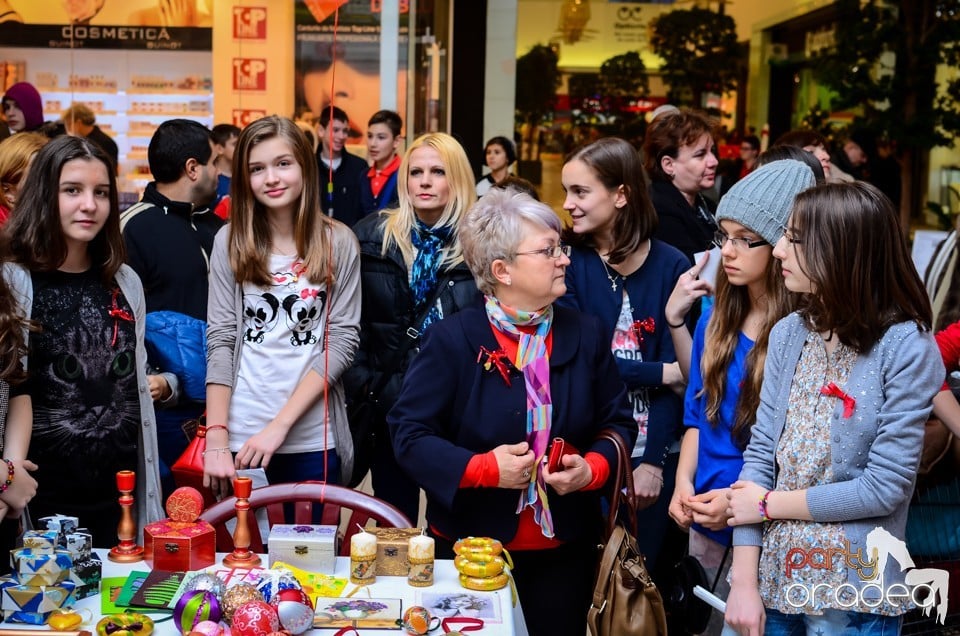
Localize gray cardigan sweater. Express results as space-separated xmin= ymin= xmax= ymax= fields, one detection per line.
xmin=3 ymin=262 xmax=165 ymax=534
xmin=205 ymin=223 xmax=361 ymax=480
xmin=734 ymin=312 xmax=943 ymax=593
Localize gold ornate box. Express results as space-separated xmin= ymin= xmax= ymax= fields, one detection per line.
xmin=369 ymin=528 xmax=421 ymax=576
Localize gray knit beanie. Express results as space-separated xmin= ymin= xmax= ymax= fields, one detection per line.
xmin=716 ymin=159 xmax=816 ymax=245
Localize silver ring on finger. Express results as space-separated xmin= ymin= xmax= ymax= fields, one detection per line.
xmin=521 ymin=469 xmax=531 ymax=479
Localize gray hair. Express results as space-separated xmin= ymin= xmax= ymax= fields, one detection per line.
xmin=461 ymin=187 xmax=562 ymax=295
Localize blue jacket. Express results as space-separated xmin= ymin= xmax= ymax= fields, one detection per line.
xmin=144 ymin=310 xmax=207 ymax=402
xmin=557 ymin=240 xmax=688 ymax=467
xmin=388 ymin=301 xmax=636 ymax=544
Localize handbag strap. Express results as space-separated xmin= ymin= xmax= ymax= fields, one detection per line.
xmin=595 ymin=429 xmax=638 ymax=539
xmin=587 ymin=524 xmax=629 ymax=625
xmin=364 ymin=274 xmax=452 ymax=401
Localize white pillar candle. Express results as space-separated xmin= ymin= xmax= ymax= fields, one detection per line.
xmin=350 ymin=530 xmax=377 ymax=559
xmin=409 ymin=534 xmax=435 ymax=560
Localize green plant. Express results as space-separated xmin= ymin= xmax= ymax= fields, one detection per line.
xmin=650 ymin=7 xmax=743 ymax=108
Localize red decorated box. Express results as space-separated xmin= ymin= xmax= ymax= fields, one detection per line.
xmin=143 ymin=519 xmax=215 ymax=571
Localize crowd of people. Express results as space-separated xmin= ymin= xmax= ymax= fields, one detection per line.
xmin=0 ymin=79 xmax=956 ymax=636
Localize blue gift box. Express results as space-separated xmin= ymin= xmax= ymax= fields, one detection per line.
xmin=10 ymin=549 xmax=73 ymax=586
xmin=64 ymin=531 xmax=93 ymax=559
xmin=38 ymin=515 xmax=79 ymax=537
xmin=20 ymin=531 xmax=59 ymax=556
xmin=0 ymin=578 xmax=76 ymax=624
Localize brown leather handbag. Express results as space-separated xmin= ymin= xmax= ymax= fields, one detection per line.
xmin=587 ymin=430 xmax=668 ymax=636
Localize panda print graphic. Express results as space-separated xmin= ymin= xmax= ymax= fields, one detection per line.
xmin=242 ymin=262 xmax=326 ymax=346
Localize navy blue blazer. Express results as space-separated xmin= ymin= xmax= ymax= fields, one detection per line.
xmin=387 ymin=301 xmax=636 ymax=544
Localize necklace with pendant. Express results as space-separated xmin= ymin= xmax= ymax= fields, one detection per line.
xmin=600 ymin=257 xmax=621 ymax=292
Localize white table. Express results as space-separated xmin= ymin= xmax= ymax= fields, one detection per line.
xmin=0 ymin=551 xmax=526 ymax=636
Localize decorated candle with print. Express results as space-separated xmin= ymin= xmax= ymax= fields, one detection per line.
xmin=407 ymin=531 xmax=435 ymax=587
xmin=349 ymin=526 xmax=377 ymax=585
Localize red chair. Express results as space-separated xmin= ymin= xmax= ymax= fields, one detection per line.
xmin=198 ymin=482 xmax=413 ymax=556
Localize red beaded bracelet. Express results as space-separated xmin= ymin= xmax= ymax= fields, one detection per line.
xmin=758 ymin=489 xmax=773 ymax=522
xmin=0 ymin=459 xmax=14 ymax=493
xmin=205 ymin=424 xmax=228 ymax=433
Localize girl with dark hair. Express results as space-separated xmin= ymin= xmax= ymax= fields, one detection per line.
xmin=642 ymin=109 xmax=719 ymax=265
xmin=726 ymin=182 xmax=943 ymax=635
xmin=475 ymin=136 xmax=516 ymax=197
xmin=5 ymin=135 xmax=164 ymax=543
xmin=557 ymin=136 xmax=688 ymax=570
xmin=665 ymin=160 xmax=815 ymax=636
xmin=203 ymin=116 xmax=360 ymax=497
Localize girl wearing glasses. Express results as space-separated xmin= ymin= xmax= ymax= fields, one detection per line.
xmin=725 ymin=182 xmax=943 ymax=636
xmin=346 ymin=133 xmax=479 ymax=522
xmin=557 ymin=136 xmax=689 ymax=572
xmin=665 ymin=160 xmax=815 ymax=635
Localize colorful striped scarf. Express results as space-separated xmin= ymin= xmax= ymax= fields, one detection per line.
xmin=484 ymin=295 xmax=555 ymax=537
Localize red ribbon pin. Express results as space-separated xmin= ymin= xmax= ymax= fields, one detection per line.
xmin=107 ymin=288 xmax=135 ymax=348
xmin=477 ymin=346 xmax=514 ymax=386
xmin=820 ymin=382 xmax=856 ymax=418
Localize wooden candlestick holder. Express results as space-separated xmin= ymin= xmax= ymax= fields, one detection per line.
xmin=223 ymin=476 xmax=261 ymax=567
xmin=108 ymin=470 xmax=144 ymax=563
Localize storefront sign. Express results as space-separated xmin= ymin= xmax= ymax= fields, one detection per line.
xmin=0 ymin=24 xmax=211 ymax=51
xmin=233 ymin=7 xmax=268 ymax=40
xmin=233 ymin=58 xmax=268 ymax=91
xmin=232 ymin=109 xmax=268 ymax=127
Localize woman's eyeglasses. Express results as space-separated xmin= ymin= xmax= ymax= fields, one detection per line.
xmin=712 ymin=230 xmax=768 ymax=251
xmin=779 ymin=226 xmax=803 ymax=244
xmin=514 ymin=244 xmax=572 ymax=259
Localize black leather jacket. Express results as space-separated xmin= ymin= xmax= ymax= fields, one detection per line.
xmin=345 ymin=213 xmax=480 ymax=416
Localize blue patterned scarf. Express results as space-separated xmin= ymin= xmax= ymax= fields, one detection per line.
xmin=410 ymin=220 xmax=451 ymax=331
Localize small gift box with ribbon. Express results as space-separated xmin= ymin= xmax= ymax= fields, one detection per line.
xmin=0 ymin=577 xmax=76 ymax=624
xmin=10 ymin=548 xmax=74 ymax=586
xmin=267 ymin=525 xmax=337 ymax=574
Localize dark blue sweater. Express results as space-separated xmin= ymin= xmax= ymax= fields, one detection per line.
xmin=557 ymin=240 xmax=688 ymax=467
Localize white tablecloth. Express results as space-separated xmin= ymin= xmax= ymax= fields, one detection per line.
xmin=0 ymin=550 xmax=526 ymax=635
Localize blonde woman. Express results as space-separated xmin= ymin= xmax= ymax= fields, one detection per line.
xmin=347 ymin=133 xmax=480 ymax=522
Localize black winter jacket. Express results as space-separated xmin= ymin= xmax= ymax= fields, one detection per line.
xmin=649 ymin=180 xmax=717 ymax=266
xmin=345 ymin=213 xmax=480 ymax=417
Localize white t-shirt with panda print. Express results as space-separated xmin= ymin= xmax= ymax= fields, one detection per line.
xmin=228 ymin=253 xmax=335 ymax=454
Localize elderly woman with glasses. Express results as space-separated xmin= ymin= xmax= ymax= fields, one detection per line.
xmin=388 ymin=187 xmax=636 ymax=636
